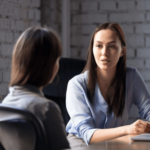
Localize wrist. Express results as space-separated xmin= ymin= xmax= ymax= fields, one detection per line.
xmin=120 ymin=125 xmax=129 ymax=135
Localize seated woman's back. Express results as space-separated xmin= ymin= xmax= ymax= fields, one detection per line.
xmin=2 ymin=27 xmax=69 ymax=150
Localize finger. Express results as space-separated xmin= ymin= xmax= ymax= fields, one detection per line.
xmin=145 ymin=126 xmax=150 ymax=133
xmin=136 ymin=122 xmax=147 ymax=130
xmin=138 ymin=120 xmax=147 ymax=125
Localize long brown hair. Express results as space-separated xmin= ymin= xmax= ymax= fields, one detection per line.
xmin=10 ymin=27 xmax=62 ymax=87
xmin=83 ymin=23 xmax=126 ymax=117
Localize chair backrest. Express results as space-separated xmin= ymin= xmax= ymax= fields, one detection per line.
xmin=0 ymin=104 xmax=49 ymax=150
xmin=43 ymin=58 xmax=86 ymax=125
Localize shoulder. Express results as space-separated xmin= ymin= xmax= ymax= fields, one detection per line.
xmin=68 ymin=70 xmax=88 ymax=85
xmin=32 ymin=95 xmax=61 ymax=112
xmin=126 ymin=66 xmax=142 ymax=79
xmin=126 ymin=66 xmax=136 ymax=75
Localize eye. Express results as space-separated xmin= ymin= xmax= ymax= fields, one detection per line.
xmin=109 ymin=45 xmax=115 ymax=49
xmin=96 ymin=45 xmax=102 ymax=48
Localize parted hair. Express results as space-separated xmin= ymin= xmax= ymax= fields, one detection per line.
xmin=10 ymin=27 xmax=62 ymax=87
xmin=83 ymin=23 xmax=126 ymax=118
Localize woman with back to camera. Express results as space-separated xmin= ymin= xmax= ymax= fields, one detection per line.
xmin=66 ymin=22 xmax=150 ymax=147
xmin=2 ymin=27 xmax=69 ymax=150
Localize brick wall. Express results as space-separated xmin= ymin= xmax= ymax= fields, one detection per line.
xmin=70 ymin=0 xmax=150 ymax=88
xmin=41 ymin=0 xmax=61 ymax=36
xmin=70 ymin=0 xmax=150 ymax=123
xmin=0 ymin=0 xmax=41 ymax=101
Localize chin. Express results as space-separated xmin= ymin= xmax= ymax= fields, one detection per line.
xmin=99 ymin=65 xmax=110 ymax=70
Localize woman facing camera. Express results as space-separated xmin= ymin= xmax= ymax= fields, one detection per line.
xmin=66 ymin=23 xmax=150 ymax=147
xmin=2 ymin=27 xmax=69 ymax=150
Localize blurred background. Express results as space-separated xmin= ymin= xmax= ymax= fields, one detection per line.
xmin=0 ymin=0 xmax=150 ymax=123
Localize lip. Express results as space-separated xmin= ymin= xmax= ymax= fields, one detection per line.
xmin=100 ymin=59 xmax=110 ymax=61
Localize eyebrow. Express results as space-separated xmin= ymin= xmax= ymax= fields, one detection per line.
xmin=95 ymin=41 xmax=117 ymax=44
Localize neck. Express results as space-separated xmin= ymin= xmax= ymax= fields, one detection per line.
xmin=97 ymin=67 xmax=116 ymax=84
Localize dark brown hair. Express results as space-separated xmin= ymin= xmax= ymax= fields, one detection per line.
xmin=10 ymin=27 xmax=62 ymax=87
xmin=83 ymin=23 xmax=126 ymax=117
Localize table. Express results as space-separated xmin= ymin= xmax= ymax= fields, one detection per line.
xmin=65 ymin=135 xmax=150 ymax=150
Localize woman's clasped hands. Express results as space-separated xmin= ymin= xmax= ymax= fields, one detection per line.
xmin=127 ymin=120 xmax=150 ymax=135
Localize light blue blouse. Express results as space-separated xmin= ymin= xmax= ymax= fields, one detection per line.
xmin=66 ymin=67 xmax=150 ymax=145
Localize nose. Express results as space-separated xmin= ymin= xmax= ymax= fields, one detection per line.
xmin=101 ymin=46 xmax=108 ymax=56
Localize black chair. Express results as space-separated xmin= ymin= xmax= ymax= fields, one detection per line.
xmin=43 ymin=58 xmax=86 ymax=125
xmin=0 ymin=104 xmax=49 ymax=150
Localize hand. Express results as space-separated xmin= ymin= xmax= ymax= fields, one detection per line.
xmin=126 ymin=119 xmax=150 ymax=135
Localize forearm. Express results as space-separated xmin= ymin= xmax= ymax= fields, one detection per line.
xmin=90 ymin=125 xmax=128 ymax=143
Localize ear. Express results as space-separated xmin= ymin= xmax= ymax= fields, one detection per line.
xmin=120 ymin=46 xmax=125 ymax=57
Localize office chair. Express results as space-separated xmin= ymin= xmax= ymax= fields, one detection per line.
xmin=43 ymin=58 xmax=86 ymax=125
xmin=0 ymin=104 xmax=49 ymax=150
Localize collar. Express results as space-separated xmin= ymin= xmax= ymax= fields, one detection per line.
xmin=9 ymin=84 xmax=44 ymax=97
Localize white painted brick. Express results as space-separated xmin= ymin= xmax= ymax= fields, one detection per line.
xmin=5 ymin=32 xmax=13 ymax=43
xmin=136 ymin=1 xmax=146 ymax=10
xmin=0 ymin=58 xmax=8 ymax=69
xmin=21 ymin=9 xmax=28 ymax=19
xmin=145 ymin=60 xmax=150 ymax=68
xmin=82 ymin=2 xmax=98 ymax=11
xmin=0 ymin=30 xmax=6 ymax=42
xmin=126 ymin=49 xmax=135 ymax=58
xmin=137 ymin=48 xmax=150 ymax=58
xmin=16 ymin=20 xmax=24 ymax=31
xmin=100 ymin=1 xmax=116 ymax=10
xmin=28 ymin=9 xmax=34 ymax=20
xmin=118 ymin=1 xmax=127 ymax=10
xmin=5 ymin=58 xmax=11 ymax=69
xmin=120 ymin=25 xmax=134 ymax=34
xmin=32 ymin=0 xmax=40 ymax=8
xmin=23 ymin=20 xmax=30 ymax=30
xmin=134 ymin=13 xmax=145 ymax=22
xmin=82 ymin=35 xmax=91 ymax=48
xmin=0 ymin=5 xmax=3 ymax=16
xmin=139 ymin=71 xmax=150 ymax=81
xmin=19 ymin=0 xmax=30 ymax=7
xmin=1 ymin=44 xmax=12 ymax=56
xmin=146 ymin=0 xmax=150 ymax=10
xmin=81 ymin=25 xmax=97 ymax=34
xmin=7 ymin=4 xmax=13 ymax=17
xmin=0 ymin=83 xmax=8 ymax=95
xmin=136 ymin=24 xmax=150 ymax=34
xmin=146 ymin=36 xmax=150 ymax=47
xmin=14 ymin=32 xmax=20 ymax=42
xmin=118 ymin=1 xmax=135 ymax=10
xmin=80 ymin=47 xmax=88 ymax=59
xmin=71 ymin=48 xmax=80 ymax=59
xmin=3 ymin=71 xmax=11 ymax=82
xmin=110 ymin=13 xmax=145 ymax=23
xmin=71 ymin=34 xmax=91 ymax=47
xmin=0 ymin=71 xmax=2 ymax=82
xmin=71 ymin=34 xmax=82 ymax=46
xmin=146 ymin=12 xmax=150 ymax=21
xmin=71 ymin=2 xmax=80 ymax=11
xmin=127 ymin=59 xmax=144 ymax=68
xmin=35 ymin=9 xmax=41 ymax=21
xmin=29 ymin=21 xmax=40 ymax=27
xmin=4 ymin=18 xmax=10 ymax=30
xmin=73 ymin=14 xmax=107 ymax=24
xmin=0 ymin=18 xmax=4 ymax=29
xmin=10 ymin=20 xmax=15 ymax=30
xmin=13 ymin=7 xmax=21 ymax=19
xmin=128 ymin=35 xmax=144 ymax=47
xmin=71 ymin=25 xmax=81 ymax=34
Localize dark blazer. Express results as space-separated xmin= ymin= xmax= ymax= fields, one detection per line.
xmin=2 ymin=84 xmax=70 ymax=150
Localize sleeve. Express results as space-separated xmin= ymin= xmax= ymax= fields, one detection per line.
xmin=133 ymin=69 xmax=150 ymax=121
xmin=66 ymin=79 xmax=98 ymax=145
xmin=43 ymin=102 xmax=70 ymax=150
